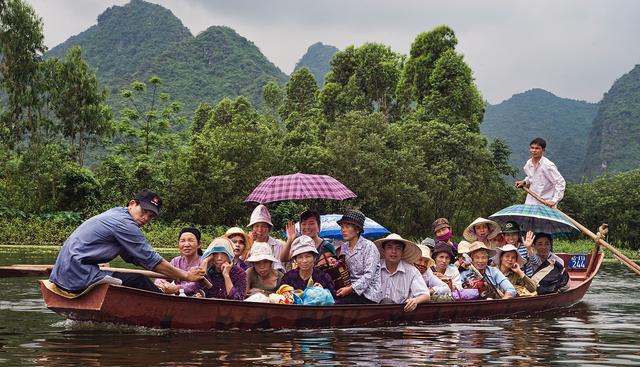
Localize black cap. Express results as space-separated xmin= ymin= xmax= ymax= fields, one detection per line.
xmin=134 ymin=189 xmax=162 ymax=216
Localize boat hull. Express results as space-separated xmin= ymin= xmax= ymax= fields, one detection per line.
xmin=39 ymin=253 xmax=603 ymax=330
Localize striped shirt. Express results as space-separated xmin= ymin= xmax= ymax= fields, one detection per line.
xmin=516 ymin=243 xmax=535 ymax=277
xmin=380 ymin=260 xmax=429 ymax=304
xmin=341 ymin=236 xmax=382 ymax=303
xmin=421 ymin=269 xmax=451 ymax=295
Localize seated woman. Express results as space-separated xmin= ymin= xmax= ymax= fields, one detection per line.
xmin=493 ymin=244 xmax=537 ymax=297
xmin=224 ymin=227 xmax=252 ymax=271
xmin=201 ymin=237 xmax=247 ymax=300
xmin=245 ymin=242 xmax=284 ymax=295
xmin=334 ymin=209 xmax=382 ymax=304
xmin=156 ymin=227 xmax=204 ymax=296
xmin=281 ymin=235 xmax=335 ymax=297
xmin=462 ymin=217 xmax=501 ymax=249
xmin=414 ymin=244 xmax=452 ymax=301
xmin=500 ymin=221 xmax=536 ymax=277
xmin=530 ymin=233 xmax=569 ymax=294
xmin=460 ymin=241 xmax=516 ymax=300
xmin=281 ymin=210 xmax=337 ymax=267
xmin=432 ymin=242 xmax=463 ymax=291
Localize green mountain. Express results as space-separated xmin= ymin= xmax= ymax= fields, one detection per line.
xmin=481 ymin=88 xmax=598 ymax=182
xmin=293 ymin=42 xmax=339 ymax=86
xmin=46 ymin=0 xmax=287 ymax=112
xmin=584 ymin=65 xmax=640 ymax=177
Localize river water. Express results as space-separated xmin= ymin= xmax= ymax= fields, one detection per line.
xmin=1 ymin=254 xmax=640 ymax=366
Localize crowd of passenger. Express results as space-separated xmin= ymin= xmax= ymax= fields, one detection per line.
xmin=157 ymin=205 xmax=571 ymax=310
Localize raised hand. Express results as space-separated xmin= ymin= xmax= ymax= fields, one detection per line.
xmin=285 ymin=220 xmax=296 ymax=240
xmin=522 ymin=231 xmax=535 ymax=249
xmin=511 ymin=262 xmax=525 ymax=278
xmin=221 ymin=262 xmax=232 ymax=278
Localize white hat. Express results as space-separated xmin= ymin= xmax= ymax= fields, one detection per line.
xmin=248 ymin=204 xmax=273 ymax=228
xmin=374 ymin=233 xmax=422 ymax=264
xmin=416 ymin=244 xmax=435 ymax=268
xmin=493 ymin=244 xmax=526 ymax=267
xmin=246 ymin=242 xmax=279 ymax=264
xmin=457 ymin=240 xmax=472 ymax=255
xmin=290 ymin=235 xmax=319 ymax=259
xmin=463 ymin=217 xmax=501 ymax=242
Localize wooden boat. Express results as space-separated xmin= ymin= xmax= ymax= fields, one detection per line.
xmin=38 ymin=253 xmax=603 ymax=330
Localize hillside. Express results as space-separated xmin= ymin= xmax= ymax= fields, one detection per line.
xmin=584 ymin=65 xmax=640 ymax=177
xmin=46 ymin=0 xmax=287 ymax=112
xmin=481 ymin=88 xmax=598 ymax=182
xmin=293 ymin=42 xmax=339 ymax=86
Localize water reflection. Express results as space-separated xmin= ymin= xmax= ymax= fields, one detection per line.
xmin=1 ymin=264 xmax=640 ymax=366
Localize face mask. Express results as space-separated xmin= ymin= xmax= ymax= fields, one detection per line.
xmin=436 ymin=229 xmax=453 ymax=242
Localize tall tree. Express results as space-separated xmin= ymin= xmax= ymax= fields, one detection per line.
xmin=281 ymin=67 xmax=318 ymax=122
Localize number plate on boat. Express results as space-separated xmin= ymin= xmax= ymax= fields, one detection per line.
xmin=568 ymin=254 xmax=588 ymax=270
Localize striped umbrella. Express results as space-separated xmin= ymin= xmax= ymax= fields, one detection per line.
xmin=244 ymin=173 xmax=356 ymax=204
xmin=489 ymin=204 xmax=578 ymax=235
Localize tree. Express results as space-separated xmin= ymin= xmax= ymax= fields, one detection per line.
xmin=190 ymin=102 xmax=213 ymax=135
xmin=280 ymin=67 xmax=318 ymax=121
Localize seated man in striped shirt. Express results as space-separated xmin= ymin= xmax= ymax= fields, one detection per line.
xmin=375 ymin=234 xmax=430 ymax=312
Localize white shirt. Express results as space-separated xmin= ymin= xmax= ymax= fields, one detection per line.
xmin=267 ymin=236 xmax=284 ymax=271
xmin=523 ymin=156 xmax=566 ymax=205
xmin=421 ymin=269 xmax=451 ymax=295
xmin=380 ymin=260 xmax=428 ymax=304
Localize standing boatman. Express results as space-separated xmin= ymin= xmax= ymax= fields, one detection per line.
xmin=49 ymin=189 xmax=205 ymax=294
xmin=515 ymin=137 xmax=566 ymax=207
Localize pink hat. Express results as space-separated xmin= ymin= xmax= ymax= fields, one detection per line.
xmin=248 ymin=204 xmax=273 ymax=228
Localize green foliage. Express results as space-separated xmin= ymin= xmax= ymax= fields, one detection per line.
xmin=482 ymin=88 xmax=598 ymax=182
xmin=293 ymin=42 xmax=339 ymax=86
xmin=281 ymin=67 xmax=318 ymax=122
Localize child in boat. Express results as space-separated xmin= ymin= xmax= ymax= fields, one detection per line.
xmin=493 ymin=244 xmax=537 ymax=297
xmin=245 ymin=242 xmax=284 ymax=295
xmin=414 ymin=244 xmax=453 ymax=302
xmin=432 ymin=242 xmax=463 ymax=291
xmin=281 ymin=236 xmax=335 ymax=297
xmin=500 ymin=221 xmax=536 ymax=277
xmin=463 ymin=217 xmax=501 ymax=249
xmin=375 ymin=234 xmax=430 ymax=312
xmin=460 ymin=241 xmax=516 ymax=300
xmin=335 ymin=209 xmax=382 ymax=304
xmin=200 ymin=237 xmax=247 ymax=300
xmin=155 ymin=227 xmax=203 ymax=296
xmin=224 ymin=227 xmax=252 ymax=271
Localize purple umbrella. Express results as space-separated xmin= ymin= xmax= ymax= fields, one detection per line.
xmin=244 ymin=173 xmax=356 ymax=204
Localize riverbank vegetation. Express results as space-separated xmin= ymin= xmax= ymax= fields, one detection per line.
xmin=1 ymin=0 xmax=637 ymax=249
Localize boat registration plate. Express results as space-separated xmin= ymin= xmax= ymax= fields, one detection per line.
xmin=568 ymin=254 xmax=588 ymax=270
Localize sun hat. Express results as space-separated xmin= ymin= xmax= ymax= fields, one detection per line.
xmin=245 ymin=242 xmax=279 ymax=264
xmin=432 ymin=242 xmax=455 ymax=263
xmin=290 ymin=235 xmax=319 ymax=259
xmin=467 ymin=241 xmax=496 ymax=257
xmin=463 ymin=217 xmax=501 ymax=242
xmin=248 ymin=204 xmax=273 ymax=228
xmin=492 ymin=244 xmax=526 ymax=267
xmin=457 ymin=240 xmax=472 ymax=255
xmin=421 ymin=237 xmax=436 ymax=249
xmin=336 ymin=209 xmax=366 ymax=231
xmin=202 ymin=237 xmax=235 ymax=262
xmin=416 ymin=244 xmax=435 ymax=268
xmin=500 ymin=221 xmax=521 ymax=234
xmin=134 ymin=189 xmax=162 ymax=216
xmin=374 ymin=233 xmax=422 ymax=264
xmin=224 ymin=227 xmax=252 ymax=259
xmin=432 ymin=218 xmax=451 ymax=233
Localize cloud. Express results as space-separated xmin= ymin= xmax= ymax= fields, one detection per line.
xmin=25 ymin=0 xmax=640 ymax=103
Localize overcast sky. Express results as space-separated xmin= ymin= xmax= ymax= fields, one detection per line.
xmin=27 ymin=0 xmax=640 ymax=104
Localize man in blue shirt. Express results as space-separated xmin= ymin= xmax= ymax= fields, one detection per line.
xmin=50 ymin=189 xmax=204 ymax=293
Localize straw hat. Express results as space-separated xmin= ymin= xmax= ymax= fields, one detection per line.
xmin=290 ymin=235 xmax=319 ymax=259
xmin=245 ymin=242 xmax=279 ymax=264
xmin=492 ymin=244 xmax=526 ymax=267
xmin=416 ymin=244 xmax=435 ymax=268
xmin=374 ymin=233 xmax=422 ymax=264
xmin=202 ymin=237 xmax=235 ymax=262
xmin=248 ymin=204 xmax=273 ymax=228
xmin=224 ymin=227 xmax=253 ymax=259
xmin=463 ymin=217 xmax=501 ymax=242
xmin=457 ymin=240 xmax=472 ymax=255
xmin=467 ymin=241 xmax=496 ymax=257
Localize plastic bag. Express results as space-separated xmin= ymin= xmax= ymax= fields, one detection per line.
xmin=301 ymin=286 xmax=335 ymax=305
xmin=452 ymin=288 xmax=480 ymax=300
xmin=245 ymin=292 xmax=270 ymax=303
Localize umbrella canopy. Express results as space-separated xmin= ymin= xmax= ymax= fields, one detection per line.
xmin=244 ymin=173 xmax=356 ymax=204
xmin=317 ymin=214 xmax=390 ymax=240
xmin=489 ymin=204 xmax=578 ymax=235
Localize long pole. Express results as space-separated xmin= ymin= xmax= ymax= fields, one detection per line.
xmin=522 ymin=187 xmax=640 ymax=276
xmin=100 ymin=266 xmax=213 ymax=289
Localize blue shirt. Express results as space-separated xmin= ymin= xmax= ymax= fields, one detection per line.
xmin=49 ymin=207 xmax=164 ymax=292
xmin=460 ymin=266 xmax=517 ymax=296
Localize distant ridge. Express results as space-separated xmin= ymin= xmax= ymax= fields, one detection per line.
xmin=294 ymin=42 xmax=339 ymax=86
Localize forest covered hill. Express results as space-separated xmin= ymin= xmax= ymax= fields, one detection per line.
xmin=481 ymin=89 xmax=598 ymax=182
xmin=293 ymin=42 xmax=339 ymax=86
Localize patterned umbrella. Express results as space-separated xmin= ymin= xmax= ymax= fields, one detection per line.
xmin=317 ymin=214 xmax=390 ymax=240
xmin=244 ymin=173 xmax=356 ymax=204
xmin=489 ymin=204 xmax=578 ymax=235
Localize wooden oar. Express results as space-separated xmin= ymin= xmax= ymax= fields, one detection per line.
xmin=101 ymin=265 xmax=213 ymax=288
xmin=521 ymin=186 xmax=640 ymax=276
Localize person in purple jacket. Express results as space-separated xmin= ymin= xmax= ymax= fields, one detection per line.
xmin=201 ymin=237 xmax=247 ymax=300
xmin=282 ymin=236 xmax=335 ymax=297
xmin=155 ymin=227 xmax=203 ymax=296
